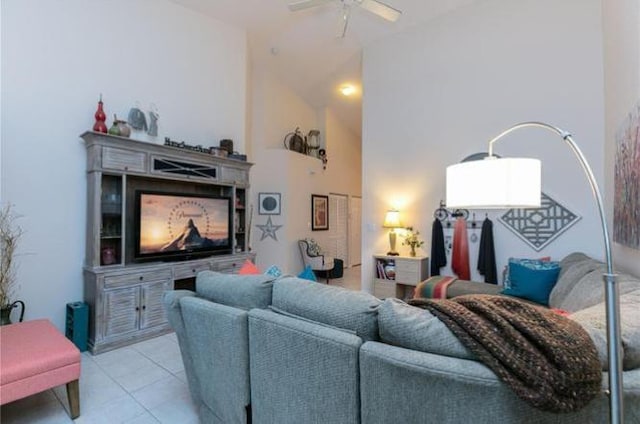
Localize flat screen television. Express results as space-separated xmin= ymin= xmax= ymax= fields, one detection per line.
xmin=134 ymin=190 xmax=232 ymax=262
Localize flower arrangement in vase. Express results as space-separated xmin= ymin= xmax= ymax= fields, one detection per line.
xmin=0 ymin=204 xmax=25 ymax=325
xmin=402 ymin=226 xmax=424 ymax=257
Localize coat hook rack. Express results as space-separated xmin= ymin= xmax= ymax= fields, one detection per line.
xmin=434 ymin=200 xmax=479 ymax=229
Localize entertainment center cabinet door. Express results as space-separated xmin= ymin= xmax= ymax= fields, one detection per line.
xmin=102 ymin=279 xmax=172 ymax=339
xmin=140 ymin=280 xmax=173 ymax=330
xmin=103 ymin=286 xmax=140 ymax=338
xmin=101 ymin=269 xmax=173 ymax=341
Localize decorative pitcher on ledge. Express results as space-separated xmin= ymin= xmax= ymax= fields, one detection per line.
xmin=0 ymin=300 xmax=25 ymax=326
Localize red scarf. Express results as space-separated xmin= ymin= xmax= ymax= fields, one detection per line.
xmin=452 ymin=217 xmax=470 ymax=280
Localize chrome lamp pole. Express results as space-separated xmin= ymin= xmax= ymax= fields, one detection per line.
xmin=446 ymin=122 xmax=622 ymax=423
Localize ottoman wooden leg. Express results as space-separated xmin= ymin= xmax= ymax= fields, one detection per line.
xmin=66 ymin=379 xmax=80 ymax=419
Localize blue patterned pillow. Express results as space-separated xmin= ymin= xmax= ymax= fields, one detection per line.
xmin=501 ymin=258 xmax=560 ymax=305
xmin=305 ymin=238 xmax=322 ymax=256
xmin=503 ymin=257 xmax=551 ymax=288
xmin=264 ymin=265 xmax=283 ymax=278
xmin=297 ymin=265 xmax=317 ymax=282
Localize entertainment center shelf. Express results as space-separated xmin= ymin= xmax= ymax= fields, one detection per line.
xmin=82 ymin=131 xmax=254 ymax=354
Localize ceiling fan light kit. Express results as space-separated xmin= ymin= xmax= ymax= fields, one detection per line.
xmin=288 ymin=0 xmax=401 ymax=37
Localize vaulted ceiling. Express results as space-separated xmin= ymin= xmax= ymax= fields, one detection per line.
xmin=169 ymin=0 xmax=479 ymax=136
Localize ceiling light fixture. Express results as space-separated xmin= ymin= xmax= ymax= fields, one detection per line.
xmin=340 ymin=85 xmax=356 ymax=96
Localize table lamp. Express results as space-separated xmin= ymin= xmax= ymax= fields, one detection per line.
xmin=445 ymin=121 xmax=622 ymax=424
xmin=383 ymin=210 xmax=402 ymax=256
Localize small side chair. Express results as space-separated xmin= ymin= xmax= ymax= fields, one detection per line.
xmin=298 ymin=239 xmax=335 ymax=283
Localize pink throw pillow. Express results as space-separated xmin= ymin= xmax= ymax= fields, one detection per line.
xmin=238 ymin=259 xmax=261 ymax=275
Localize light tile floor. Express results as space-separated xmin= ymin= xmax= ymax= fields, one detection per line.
xmin=1 ymin=332 xmax=197 ymax=424
xmin=330 ymin=264 xmax=362 ymax=291
xmin=0 ymin=265 xmax=362 ymax=423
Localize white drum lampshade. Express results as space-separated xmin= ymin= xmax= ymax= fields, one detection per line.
xmin=446 ymin=157 xmax=542 ymax=209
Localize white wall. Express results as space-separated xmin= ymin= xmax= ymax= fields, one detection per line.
xmin=1 ymin=0 xmax=247 ymax=330
xmin=602 ymin=0 xmax=640 ymax=277
xmin=250 ymin=70 xmax=362 ymax=274
xmin=361 ymin=0 xmax=605 ymax=292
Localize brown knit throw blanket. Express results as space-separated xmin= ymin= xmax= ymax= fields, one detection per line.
xmin=408 ymin=294 xmax=602 ymax=413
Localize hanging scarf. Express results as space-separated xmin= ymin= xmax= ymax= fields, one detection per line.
xmin=451 ymin=217 xmax=470 ymax=280
xmin=430 ymin=218 xmax=446 ymax=276
xmin=477 ymin=217 xmax=497 ymax=284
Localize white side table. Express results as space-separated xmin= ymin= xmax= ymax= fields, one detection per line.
xmin=373 ymin=254 xmax=429 ymax=300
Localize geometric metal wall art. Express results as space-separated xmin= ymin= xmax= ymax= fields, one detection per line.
xmin=499 ymin=192 xmax=581 ymax=251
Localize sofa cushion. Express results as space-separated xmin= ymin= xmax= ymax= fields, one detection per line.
xmin=552 ymin=265 xmax=640 ymax=313
xmin=558 ymin=252 xmax=592 ymax=277
xmin=378 ymin=298 xmax=475 ymax=360
xmin=548 ymin=256 xmax=605 ymax=310
xmin=501 ymin=259 xmax=560 ymax=306
xmin=196 ymin=271 xmax=276 ymax=310
xmin=271 ymin=277 xmax=381 ymax=341
xmin=570 ymin=289 xmax=640 ymax=371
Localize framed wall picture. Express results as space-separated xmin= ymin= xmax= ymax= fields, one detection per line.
xmin=258 ymin=192 xmax=281 ymax=215
xmin=311 ymin=194 xmax=329 ymax=231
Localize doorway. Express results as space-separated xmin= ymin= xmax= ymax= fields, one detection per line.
xmin=349 ymin=196 xmax=362 ymax=266
xmin=328 ymin=193 xmax=361 ymax=268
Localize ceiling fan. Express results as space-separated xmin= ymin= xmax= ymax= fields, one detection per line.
xmin=287 ymin=0 xmax=402 ymax=38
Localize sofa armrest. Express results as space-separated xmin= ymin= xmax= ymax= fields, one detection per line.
xmin=445 ymin=280 xmax=503 ymax=298
xmin=162 ymin=290 xmax=200 ymax=404
xmin=360 ymin=341 xmax=615 ymax=424
xmin=180 ymin=296 xmax=251 ymax=424
xmin=419 ymin=279 xmax=543 ymax=307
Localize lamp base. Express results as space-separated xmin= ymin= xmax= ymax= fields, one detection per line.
xmin=387 ymin=251 xmax=399 ymax=256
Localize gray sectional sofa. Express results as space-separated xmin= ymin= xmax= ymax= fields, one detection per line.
xmin=163 ymin=252 xmax=640 ymax=423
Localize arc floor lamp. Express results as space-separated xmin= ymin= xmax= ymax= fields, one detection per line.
xmin=446 ymin=122 xmax=622 ymax=423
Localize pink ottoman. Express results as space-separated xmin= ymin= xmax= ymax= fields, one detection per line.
xmin=0 ymin=319 xmax=81 ymax=418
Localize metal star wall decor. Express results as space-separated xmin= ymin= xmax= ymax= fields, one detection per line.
xmin=499 ymin=192 xmax=580 ymax=251
xmin=256 ymin=216 xmax=283 ymax=241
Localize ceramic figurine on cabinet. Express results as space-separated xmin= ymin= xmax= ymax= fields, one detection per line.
xmin=127 ymin=103 xmax=148 ymax=132
xmin=148 ymin=104 xmax=159 ymax=137
xmin=92 ymin=94 xmax=108 ymax=133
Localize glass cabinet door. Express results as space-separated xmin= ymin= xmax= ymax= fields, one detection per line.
xmin=100 ymin=175 xmax=123 ymax=266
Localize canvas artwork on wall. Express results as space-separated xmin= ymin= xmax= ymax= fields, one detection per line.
xmin=614 ymin=100 xmax=640 ymax=250
xmin=258 ymin=192 xmax=281 ymax=215
xmin=311 ymin=194 xmax=329 ymax=231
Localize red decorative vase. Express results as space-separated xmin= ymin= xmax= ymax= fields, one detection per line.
xmin=93 ymin=95 xmax=108 ymax=133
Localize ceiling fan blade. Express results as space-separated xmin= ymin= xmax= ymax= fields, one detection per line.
xmin=357 ymin=0 xmax=401 ymax=22
xmin=337 ymin=4 xmax=351 ymax=38
xmin=288 ymin=0 xmax=334 ymax=12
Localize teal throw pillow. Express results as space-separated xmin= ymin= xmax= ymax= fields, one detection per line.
xmin=297 ymin=265 xmax=317 ymax=282
xmin=501 ymin=259 xmax=560 ymax=305
xmin=264 ymin=265 xmax=283 ymax=278
xmin=503 ymin=257 xmax=551 ymax=288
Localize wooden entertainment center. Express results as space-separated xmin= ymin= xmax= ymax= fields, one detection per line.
xmin=82 ymin=132 xmax=255 ymax=354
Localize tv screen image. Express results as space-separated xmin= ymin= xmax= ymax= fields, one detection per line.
xmin=135 ymin=191 xmax=231 ymax=260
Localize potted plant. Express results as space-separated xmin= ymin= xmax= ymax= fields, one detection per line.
xmin=0 ymin=204 xmax=25 ymax=325
xmin=402 ymin=226 xmax=424 ymax=257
